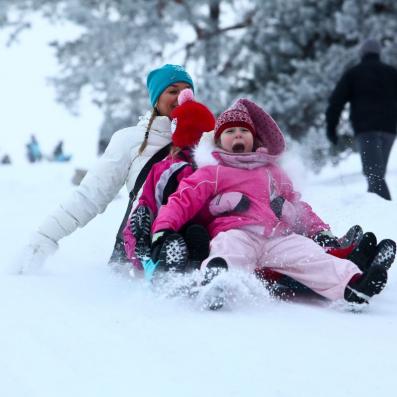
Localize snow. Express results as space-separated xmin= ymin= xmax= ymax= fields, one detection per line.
xmin=0 ymin=16 xmax=101 ymax=167
xmin=1 ymin=145 xmax=396 ymax=397
xmin=1 ymin=15 xmax=397 ymax=397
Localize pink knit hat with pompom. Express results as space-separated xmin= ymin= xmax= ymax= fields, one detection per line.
xmin=214 ymin=101 xmax=256 ymax=141
xmin=215 ymin=99 xmax=285 ymax=156
xmin=238 ymin=99 xmax=285 ymax=155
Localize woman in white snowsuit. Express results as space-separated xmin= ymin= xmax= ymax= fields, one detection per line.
xmin=16 ymin=64 xmax=194 ymax=274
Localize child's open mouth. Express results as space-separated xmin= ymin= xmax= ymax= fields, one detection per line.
xmin=232 ymin=143 xmax=245 ymax=153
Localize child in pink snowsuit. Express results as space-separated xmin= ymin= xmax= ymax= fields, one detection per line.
xmin=123 ymin=89 xmax=215 ymax=271
xmin=152 ymin=99 xmax=388 ymax=304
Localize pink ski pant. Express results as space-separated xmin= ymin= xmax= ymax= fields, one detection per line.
xmin=201 ymin=230 xmax=362 ymax=301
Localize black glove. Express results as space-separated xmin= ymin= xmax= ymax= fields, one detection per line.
xmin=270 ymin=196 xmax=285 ymax=219
xmin=313 ymin=230 xmax=341 ymax=248
xmin=151 ymin=229 xmax=174 ymax=262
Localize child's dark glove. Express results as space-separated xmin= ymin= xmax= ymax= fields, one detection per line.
xmin=270 ymin=196 xmax=285 ymax=219
xmin=313 ymin=230 xmax=341 ymax=248
xmin=151 ymin=229 xmax=173 ymax=248
xmin=151 ymin=229 xmax=174 ymax=262
xmin=209 ymin=192 xmax=250 ymax=216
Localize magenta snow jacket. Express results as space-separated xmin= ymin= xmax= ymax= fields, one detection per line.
xmin=123 ymin=150 xmax=197 ymax=267
xmin=153 ymin=100 xmax=329 ymax=239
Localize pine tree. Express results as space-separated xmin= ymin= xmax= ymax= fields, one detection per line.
xmin=0 ymin=0 xmax=255 ymax=150
xmin=241 ymin=0 xmax=397 ymax=168
xmin=1 ymin=0 xmax=396 ymax=166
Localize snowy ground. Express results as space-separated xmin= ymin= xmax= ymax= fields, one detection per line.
xmin=1 ymin=147 xmax=396 ymax=397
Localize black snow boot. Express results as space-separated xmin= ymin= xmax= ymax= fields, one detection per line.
xmin=371 ymin=239 xmax=396 ymax=270
xmin=347 ymin=232 xmax=377 ymax=272
xmin=201 ymin=257 xmax=228 ymax=311
xmin=157 ymin=233 xmax=188 ymax=273
xmin=202 ymin=257 xmax=228 ymax=285
xmin=367 ymin=175 xmax=391 ymax=201
xmin=130 ymin=206 xmax=152 ymax=261
xmin=183 ymin=224 xmax=210 ymax=271
xmin=338 ymin=225 xmax=363 ymax=249
xmin=344 ymin=265 xmax=388 ymax=304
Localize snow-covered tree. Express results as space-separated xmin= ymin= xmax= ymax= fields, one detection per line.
xmin=1 ymin=0 xmax=396 ymax=166
xmin=0 ymin=0 xmax=255 ymax=149
xmin=239 ymin=0 xmax=397 ymax=168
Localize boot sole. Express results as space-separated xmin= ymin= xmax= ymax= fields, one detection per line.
xmin=345 ymin=265 xmax=387 ymax=304
xmin=131 ymin=206 xmax=152 ymax=261
xmin=339 ymin=225 xmax=363 ymax=249
xmin=347 ymin=232 xmax=377 ymax=272
xmin=158 ymin=234 xmax=188 ymax=271
xmin=371 ymin=239 xmax=396 ymax=270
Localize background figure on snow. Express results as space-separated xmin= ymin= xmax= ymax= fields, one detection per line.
xmin=326 ymin=39 xmax=397 ymax=201
xmin=51 ymin=140 xmax=72 ymax=162
xmin=26 ymin=134 xmax=43 ymax=163
xmin=1 ymin=154 xmax=11 ymax=164
xmin=0 ymin=146 xmax=11 ymax=165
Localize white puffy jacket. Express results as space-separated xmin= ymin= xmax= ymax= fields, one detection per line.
xmin=39 ymin=112 xmax=172 ymax=241
xmin=15 ymin=112 xmax=172 ymax=273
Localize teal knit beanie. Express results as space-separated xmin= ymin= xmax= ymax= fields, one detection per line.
xmin=146 ymin=64 xmax=194 ymax=107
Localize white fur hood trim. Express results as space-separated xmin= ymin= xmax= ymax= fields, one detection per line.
xmin=193 ymin=131 xmax=219 ymax=168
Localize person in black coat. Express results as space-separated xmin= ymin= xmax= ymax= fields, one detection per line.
xmin=326 ymin=39 xmax=397 ymax=200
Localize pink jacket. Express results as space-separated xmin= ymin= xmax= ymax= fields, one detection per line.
xmin=153 ymin=100 xmax=329 ymax=239
xmin=123 ymin=150 xmax=195 ymax=265
xmin=135 ymin=151 xmax=194 ymax=216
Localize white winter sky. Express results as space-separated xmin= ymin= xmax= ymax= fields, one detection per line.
xmin=0 ymin=16 xmax=102 ymax=165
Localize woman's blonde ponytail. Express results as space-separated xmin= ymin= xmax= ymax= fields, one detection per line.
xmin=138 ymin=107 xmax=158 ymax=155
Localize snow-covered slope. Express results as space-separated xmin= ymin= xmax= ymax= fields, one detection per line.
xmin=1 ymin=146 xmax=396 ymax=397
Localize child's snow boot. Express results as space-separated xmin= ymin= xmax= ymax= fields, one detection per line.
xmin=130 ymin=206 xmax=152 ymax=261
xmin=147 ymin=233 xmax=188 ymax=283
xmin=183 ymin=224 xmax=210 ymax=271
xmin=157 ymin=233 xmax=188 ymax=272
xmin=344 ymin=265 xmax=387 ymax=304
xmin=347 ymin=232 xmax=377 ymax=272
xmin=202 ymin=257 xmax=228 ymax=285
xmin=338 ymin=225 xmax=363 ymax=249
xmin=201 ymin=257 xmax=228 ymax=310
xmin=371 ymin=239 xmax=396 ymax=270
xmin=326 ymin=225 xmax=363 ymax=260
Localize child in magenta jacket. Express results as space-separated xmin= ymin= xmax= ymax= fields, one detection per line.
xmin=152 ymin=99 xmax=388 ymax=304
xmin=123 ymin=89 xmax=215 ymax=272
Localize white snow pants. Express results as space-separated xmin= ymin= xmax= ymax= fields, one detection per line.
xmin=201 ymin=230 xmax=362 ymax=301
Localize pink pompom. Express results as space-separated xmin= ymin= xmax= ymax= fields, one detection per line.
xmin=178 ymin=88 xmax=194 ymax=105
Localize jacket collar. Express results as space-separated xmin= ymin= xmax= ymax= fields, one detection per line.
xmin=138 ymin=111 xmax=171 ymax=134
xmin=193 ymin=131 xmax=280 ymax=170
